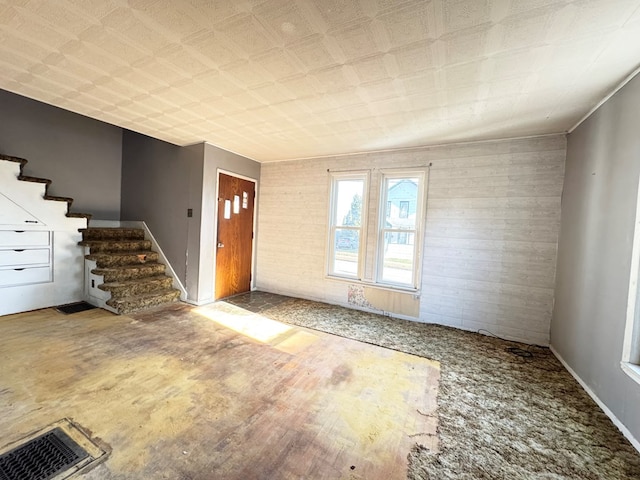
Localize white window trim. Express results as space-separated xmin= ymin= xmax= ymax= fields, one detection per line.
xmin=326 ymin=171 xmax=369 ymax=280
xmin=326 ymin=167 xmax=428 ymax=293
xmin=622 ymin=175 xmax=640 ymax=384
xmin=375 ymin=170 xmax=427 ymax=290
xmin=622 ymin=362 xmax=640 ymax=384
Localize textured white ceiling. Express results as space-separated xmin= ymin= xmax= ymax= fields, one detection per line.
xmin=1 ymin=0 xmax=640 ymax=162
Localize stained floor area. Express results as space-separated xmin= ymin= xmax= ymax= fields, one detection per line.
xmin=0 ymin=301 xmax=439 ymax=480
xmin=232 ymin=292 xmax=640 ymax=480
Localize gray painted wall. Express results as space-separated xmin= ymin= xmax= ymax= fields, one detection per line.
xmin=120 ymin=131 xmax=201 ymax=287
xmin=552 ymin=74 xmax=640 ymax=443
xmin=120 ymin=136 xmax=260 ymax=304
xmin=0 ymin=89 xmax=122 ymax=219
xmin=185 ymin=143 xmax=205 ymax=301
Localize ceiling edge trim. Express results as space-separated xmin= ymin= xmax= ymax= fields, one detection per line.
xmin=189 ymin=140 xmax=260 ymax=164
xmin=266 ymin=132 xmax=567 ymax=164
xmin=568 ymin=64 xmax=640 ymax=134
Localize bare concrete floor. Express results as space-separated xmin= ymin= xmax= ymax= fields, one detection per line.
xmin=0 ymin=301 xmax=439 ymax=479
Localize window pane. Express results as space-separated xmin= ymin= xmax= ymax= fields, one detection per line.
xmin=380 ymin=231 xmax=414 ymax=285
xmin=333 ymin=229 xmax=360 ymax=276
xmin=385 ymin=178 xmax=419 ymax=229
xmin=335 ymin=180 xmax=364 ymax=227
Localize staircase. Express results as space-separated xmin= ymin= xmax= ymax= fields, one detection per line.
xmin=80 ymin=227 xmax=181 ymax=314
xmin=0 ymin=153 xmax=92 ymax=223
xmin=0 ymin=153 xmax=91 ymax=315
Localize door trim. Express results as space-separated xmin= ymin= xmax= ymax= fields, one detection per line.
xmin=214 ymin=169 xmax=258 ymax=297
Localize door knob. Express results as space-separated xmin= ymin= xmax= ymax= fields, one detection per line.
xmin=217 ymin=242 xmax=224 ymax=248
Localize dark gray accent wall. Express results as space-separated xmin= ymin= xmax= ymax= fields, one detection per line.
xmin=120 ymin=136 xmax=260 ymax=304
xmin=120 ymin=131 xmax=202 ymax=287
xmin=552 ymin=73 xmax=640 ymax=443
xmin=0 ymin=89 xmax=122 ymax=219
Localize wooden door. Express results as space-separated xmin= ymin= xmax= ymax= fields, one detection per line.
xmin=215 ymin=173 xmax=256 ymax=300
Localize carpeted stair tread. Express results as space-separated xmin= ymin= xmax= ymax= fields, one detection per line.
xmin=66 ymin=212 xmax=93 ymax=220
xmin=106 ymin=289 xmax=180 ymax=314
xmin=98 ymin=275 xmax=174 ymax=298
xmin=80 ymin=239 xmax=152 ymax=253
xmin=86 ymin=250 xmax=158 ymax=259
xmin=81 ymin=227 xmax=179 ymax=314
xmin=80 ymin=227 xmax=145 ymax=240
xmin=92 ymin=263 xmax=166 ymax=282
xmin=86 ymin=251 xmax=159 ymax=267
xmin=43 ymin=195 xmax=73 ymax=204
xmin=18 ymin=174 xmax=52 ymax=185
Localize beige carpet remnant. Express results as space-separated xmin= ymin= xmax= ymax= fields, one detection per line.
xmin=227 ymin=292 xmax=640 ymax=480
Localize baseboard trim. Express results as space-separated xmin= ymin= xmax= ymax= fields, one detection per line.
xmin=183 ymin=298 xmax=213 ymax=306
xmin=550 ymin=345 xmax=640 ymax=453
xmin=139 ymin=221 xmax=188 ymax=301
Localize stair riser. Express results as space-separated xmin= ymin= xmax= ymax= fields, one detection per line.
xmin=100 ymin=278 xmax=174 ymax=298
xmin=92 ymin=265 xmax=166 ymax=282
xmin=0 ymin=154 xmax=28 ymax=171
xmin=90 ymin=253 xmax=160 ymax=268
xmin=83 ymin=241 xmax=152 ymax=253
xmin=81 ymin=229 xmax=145 ymax=241
xmin=107 ymin=291 xmax=180 ymax=314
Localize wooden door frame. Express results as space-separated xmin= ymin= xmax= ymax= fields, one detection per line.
xmin=214 ymin=168 xmax=258 ymax=298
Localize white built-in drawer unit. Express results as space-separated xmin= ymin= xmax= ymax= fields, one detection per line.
xmin=0 ymin=266 xmax=51 ymax=287
xmin=0 ymin=230 xmax=50 ymax=246
xmin=0 ymin=248 xmax=49 ymax=266
xmin=0 ymin=230 xmax=52 ymax=287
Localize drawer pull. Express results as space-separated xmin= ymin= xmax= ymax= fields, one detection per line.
xmin=14 ymin=230 xmax=25 ymax=233
xmin=14 ymin=249 xmax=25 ymax=252
xmin=14 ymin=268 xmax=25 ymax=271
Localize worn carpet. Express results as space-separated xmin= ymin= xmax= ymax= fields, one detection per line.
xmin=226 ymin=292 xmax=640 ymax=480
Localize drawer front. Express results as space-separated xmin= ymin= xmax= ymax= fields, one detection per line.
xmin=0 ymin=266 xmax=51 ymax=287
xmin=0 ymin=230 xmax=50 ymax=247
xmin=0 ymin=248 xmax=50 ymax=266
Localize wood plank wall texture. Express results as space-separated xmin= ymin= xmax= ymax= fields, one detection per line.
xmin=256 ymin=135 xmax=566 ymax=345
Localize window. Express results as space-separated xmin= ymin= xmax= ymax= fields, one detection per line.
xmin=327 ymin=169 xmax=426 ymax=290
xmin=378 ymin=174 xmax=424 ymax=287
xmin=623 ymin=175 xmax=640 ymax=384
xmin=327 ymin=173 xmax=368 ymax=279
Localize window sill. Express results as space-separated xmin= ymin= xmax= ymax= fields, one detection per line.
xmin=621 ymin=362 xmax=640 ymax=385
xmin=326 ymin=275 xmax=420 ymax=295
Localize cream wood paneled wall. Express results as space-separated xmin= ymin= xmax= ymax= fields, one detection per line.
xmin=256 ymin=135 xmax=566 ymax=345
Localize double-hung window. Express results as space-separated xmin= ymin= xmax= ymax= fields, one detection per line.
xmin=378 ymin=172 xmax=425 ymax=288
xmin=327 ymin=168 xmax=427 ymax=291
xmin=327 ymin=172 xmax=368 ymax=279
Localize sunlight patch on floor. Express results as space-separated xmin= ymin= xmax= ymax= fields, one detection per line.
xmin=194 ymin=303 xmax=293 ymax=344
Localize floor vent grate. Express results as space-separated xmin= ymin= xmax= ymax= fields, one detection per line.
xmin=0 ymin=427 xmax=89 ymax=480
xmin=55 ymin=302 xmax=96 ymax=315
